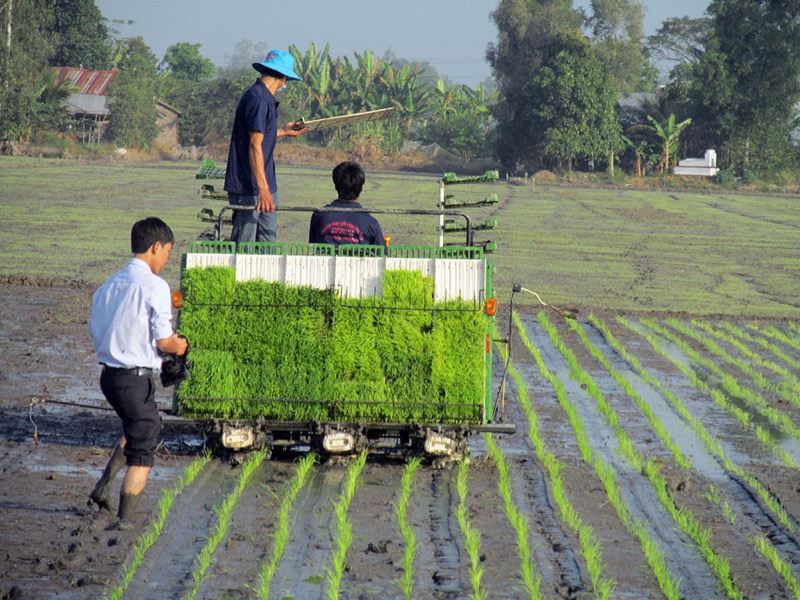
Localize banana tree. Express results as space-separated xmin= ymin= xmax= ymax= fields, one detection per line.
xmin=641 ymin=113 xmax=692 ymax=173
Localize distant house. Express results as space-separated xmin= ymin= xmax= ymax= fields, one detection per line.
xmin=50 ymin=66 xmax=181 ymax=147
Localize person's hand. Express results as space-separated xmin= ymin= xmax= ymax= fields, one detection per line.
xmin=279 ymin=122 xmax=309 ymax=138
xmin=257 ymin=187 xmax=275 ymax=212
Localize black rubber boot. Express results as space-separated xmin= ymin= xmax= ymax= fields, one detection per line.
xmin=88 ymin=442 xmax=126 ymax=511
xmin=114 ymin=491 xmax=142 ymax=531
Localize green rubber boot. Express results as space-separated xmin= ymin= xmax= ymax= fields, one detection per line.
xmin=88 ymin=442 xmax=126 ymax=511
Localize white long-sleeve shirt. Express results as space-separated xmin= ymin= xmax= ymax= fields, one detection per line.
xmin=89 ymin=258 xmax=174 ymax=369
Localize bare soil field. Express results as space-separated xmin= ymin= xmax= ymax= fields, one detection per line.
xmin=2 ymin=279 xmax=799 ymax=599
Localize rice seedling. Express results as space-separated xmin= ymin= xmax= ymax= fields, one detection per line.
xmin=607 ymin=315 xmax=795 ymax=531
xmin=455 ymin=460 xmax=487 ymax=600
xmin=483 ymin=434 xmax=543 ymax=599
xmin=108 ymin=452 xmax=212 ymax=600
xmin=632 ymin=318 xmax=799 ymax=469
xmin=494 ymin=331 xmax=615 ymax=599
xmin=646 ymin=319 xmax=800 ymax=451
xmin=257 ymin=453 xmax=317 ymax=600
xmin=515 ymin=313 xmax=681 ymax=600
xmin=539 ymin=312 xmax=744 ymax=600
xmin=185 ymin=449 xmax=267 ymax=600
xmin=693 ymin=320 xmax=800 ymax=401
xmin=567 ymin=319 xmax=691 ymax=470
xmin=704 ymin=485 xmax=737 ymax=526
xmin=177 ymin=267 xmax=486 ymax=424
xmin=667 ymin=319 xmax=800 ymax=412
xmin=325 ymin=451 xmax=368 ymax=600
xmin=748 ymin=323 xmax=800 ymax=354
xmin=753 ymin=535 xmax=800 ymax=599
xmin=721 ymin=322 xmax=799 ymax=371
xmin=394 ymin=458 xmax=421 ymax=600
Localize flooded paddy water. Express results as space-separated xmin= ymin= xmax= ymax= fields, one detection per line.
xmin=1 ymin=281 xmax=800 ymax=599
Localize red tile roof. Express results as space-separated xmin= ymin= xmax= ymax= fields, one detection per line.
xmin=50 ymin=67 xmax=119 ymax=96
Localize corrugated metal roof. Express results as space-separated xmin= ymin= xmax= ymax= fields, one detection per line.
xmin=66 ymin=94 xmax=109 ymax=117
xmin=50 ymin=66 xmax=118 ymax=96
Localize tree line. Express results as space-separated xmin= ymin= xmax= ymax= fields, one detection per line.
xmin=1 ymin=0 xmax=798 ymax=178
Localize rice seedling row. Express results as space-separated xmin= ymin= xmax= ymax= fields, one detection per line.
xmin=747 ymin=323 xmax=800 ymax=355
xmin=256 ymin=453 xmax=317 ymax=600
xmin=455 ymin=460 xmax=487 ymax=600
xmin=693 ymin=320 xmax=800 ymax=399
xmin=721 ymin=322 xmax=800 ymax=371
xmin=325 ymin=451 xmax=368 ymax=600
xmin=108 ymin=452 xmax=212 ymax=600
xmin=494 ymin=335 xmax=615 ymax=599
xmin=184 ymin=449 xmax=268 ymax=600
xmin=394 ymin=458 xmax=422 ymax=600
xmin=579 ymin=316 xmax=800 ymax=597
xmin=483 ymin=434 xmax=543 ymax=599
xmin=649 ymin=318 xmax=800 ymax=457
xmin=626 ymin=318 xmax=799 ymax=468
xmin=539 ymin=313 xmax=744 ymax=600
xmin=665 ymin=319 xmax=800 ymax=413
xmin=513 ymin=313 xmax=682 ymax=600
xmin=589 ymin=315 xmax=794 ymax=532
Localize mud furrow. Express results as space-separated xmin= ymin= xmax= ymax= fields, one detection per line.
xmin=586 ymin=322 xmax=800 ymax=541
xmin=508 ymin=332 xmax=657 ymax=597
xmin=197 ymin=461 xmax=295 ymax=599
xmin=520 ymin=314 xmax=724 ymax=599
xmin=269 ymin=464 xmax=344 ymax=599
xmin=413 ymin=469 xmax=466 ymax=599
xmin=123 ymin=460 xmax=238 ymax=599
xmin=507 ymin=454 xmax=585 ymax=598
xmin=339 ymin=463 xmax=406 ymax=599
xmin=486 ymin=360 xmax=587 ymax=598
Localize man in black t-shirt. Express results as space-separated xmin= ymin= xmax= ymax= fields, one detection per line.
xmin=309 ymin=162 xmax=384 ymax=247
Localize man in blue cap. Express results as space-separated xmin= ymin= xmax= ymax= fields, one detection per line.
xmin=224 ymin=49 xmax=308 ymax=244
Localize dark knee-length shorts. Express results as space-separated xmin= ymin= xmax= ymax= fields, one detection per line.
xmin=100 ymin=368 xmax=160 ymax=467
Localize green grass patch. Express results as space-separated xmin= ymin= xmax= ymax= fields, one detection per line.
xmin=108 ymin=451 xmax=212 ymax=600
xmin=3 ymin=157 xmax=799 ymax=317
xmin=176 ymin=267 xmax=486 ymax=423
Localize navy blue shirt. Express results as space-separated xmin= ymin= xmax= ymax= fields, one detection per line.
xmin=309 ymin=200 xmax=384 ymax=247
xmin=224 ymin=81 xmax=279 ymax=195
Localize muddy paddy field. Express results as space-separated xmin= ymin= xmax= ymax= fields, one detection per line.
xmin=2 ymin=159 xmax=800 ymax=599
xmin=1 ymin=279 xmax=800 ymax=599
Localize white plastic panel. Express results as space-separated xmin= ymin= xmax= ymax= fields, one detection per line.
xmin=433 ymin=259 xmax=484 ymax=303
xmin=184 ymin=253 xmax=485 ymax=302
xmin=235 ymin=254 xmax=284 ymax=282
xmin=334 ymin=257 xmax=383 ymax=299
xmin=285 ymin=255 xmax=335 ymax=290
xmin=185 ymin=253 xmax=235 ymax=270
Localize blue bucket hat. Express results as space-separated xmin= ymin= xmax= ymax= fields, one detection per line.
xmin=252 ymin=49 xmax=302 ymax=81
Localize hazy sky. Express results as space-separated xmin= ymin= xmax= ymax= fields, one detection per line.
xmin=97 ymin=0 xmax=709 ymax=85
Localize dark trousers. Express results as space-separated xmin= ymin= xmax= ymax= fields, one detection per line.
xmin=100 ymin=368 xmax=159 ymax=467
